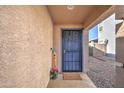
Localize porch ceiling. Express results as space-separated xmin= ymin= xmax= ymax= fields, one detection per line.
xmin=47 ymin=5 xmax=111 ymax=27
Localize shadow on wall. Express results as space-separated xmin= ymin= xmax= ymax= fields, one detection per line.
xmin=116 ymin=37 xmax=124 ymax=63
xmin=115 ymin=21 xmax=124 ymax=88
xmin=116 ymin=36 xmax=124 ymax=88
xmin=89 ymin=46 xmax=105 ymax=57
xmin=116 ymin=66 xmax=124 ymax=88
xmin=89 ymin=44 xmax=115 ymax=58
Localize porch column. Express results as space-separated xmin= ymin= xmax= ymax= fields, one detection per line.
xmin=83 ymin=30 xmax=89 ymax=73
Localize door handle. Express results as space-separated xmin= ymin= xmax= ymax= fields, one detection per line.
xmin=64 ymin=50 xmax=66 ymax=53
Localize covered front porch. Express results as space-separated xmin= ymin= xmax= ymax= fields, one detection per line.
xmin=49 ymin=5 xmax=114 ymax=73
xmin=47 ymin=5 xmax=117 ymax=88
xmin=0 ymin=5 xmax=123 ymax=88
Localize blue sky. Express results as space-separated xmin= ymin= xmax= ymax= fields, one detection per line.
xmin=89 ymin=25 xmax=98 ymax=41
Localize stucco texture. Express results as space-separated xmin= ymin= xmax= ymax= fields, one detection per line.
xmin=0 ymin=6 xmax=53 ymax=87
xmin=116 ymin=22 xmax=124 ymax=63
xmin=116 ymin=22 xmax=124 ymax=87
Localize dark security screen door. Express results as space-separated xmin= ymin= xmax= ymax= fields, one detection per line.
xmin=62 ymin=29 xmax=82 ymax=72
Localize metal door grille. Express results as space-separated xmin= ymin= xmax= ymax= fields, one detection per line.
xmin=62 ymin=29 xmax=82 ymax=72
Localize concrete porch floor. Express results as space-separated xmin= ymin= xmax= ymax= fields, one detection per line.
xmin=47 ymin=73 xmax=96 ymax=88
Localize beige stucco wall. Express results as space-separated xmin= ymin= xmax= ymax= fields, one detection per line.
xmin=0 ymin=6 xmax=53 ymax=87
xmin=116 ymin=22 xmax=124 ymax=63
xmin=53 ymin=24 xmax=89 ymax=72
xmin=116 ymin=22 xmax=124 ymax=87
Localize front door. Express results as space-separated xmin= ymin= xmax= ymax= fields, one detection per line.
xmin=62 ymin=29 xmax=82 ymax=72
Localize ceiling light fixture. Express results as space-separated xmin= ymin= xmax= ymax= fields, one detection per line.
xmin=67 ymin=5 xmax=74 ymax=10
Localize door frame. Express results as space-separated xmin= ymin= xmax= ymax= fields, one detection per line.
xmin=61 ymin=28 xmax=83 ymax=72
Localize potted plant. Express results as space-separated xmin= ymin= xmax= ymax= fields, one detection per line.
xmin=50 ymin=67 xmax=58 ymax=79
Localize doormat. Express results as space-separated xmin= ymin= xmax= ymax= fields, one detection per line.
xmin=63 ymin=73 xmax=82 ymax=80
